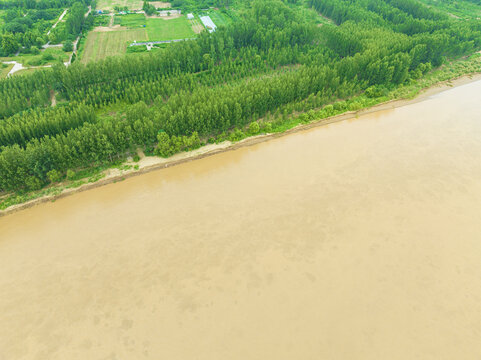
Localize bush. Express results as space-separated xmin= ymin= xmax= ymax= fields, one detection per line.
xmin=26 ymin=58 xmax=42 ymax=66
xmin=133 ymin=154 xmax=140 ymax=162
xmin=248 ymin=121 xmax=260 ymax=135
xmin=30 ymin=46 xmax=40 ymax=55
xmin=349 ymin=101 xmax=362 ymax=111
xmin=47 ymin=169 xmax=62 ymax=183
xmin=156 ymin=131 xmax=203 ymax=157
xmin=66 ymin=169 xmax=76 ymax=180
xmin=26 ymin=176 xmax=43 ymax=191
xmin=126 ymin=45 xmax=147 ymax=53
xmin=63 ymin=40 xmax=73 ymax=52
xmin=229 ymin=128 xmax=245 ymax=142
xmin=262 ymin=122 xmax=273 ymax=133
xmin=156 ymin=132 xmax=172 ymax=157
xmin=42 ymin=52 xmax=55 ymax=62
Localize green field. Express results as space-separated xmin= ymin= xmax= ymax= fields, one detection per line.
xmin=146 ymin=17 xmax=195 ymax=40
xmin=81 ymin=29 xmax=147 ymax=63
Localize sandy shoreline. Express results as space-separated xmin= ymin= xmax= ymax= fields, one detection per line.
xmin=1 ymin=72 xmax=481 ymax=217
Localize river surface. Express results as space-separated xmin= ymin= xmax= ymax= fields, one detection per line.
xmin=2 ymin=80 xmax=481 ymax=359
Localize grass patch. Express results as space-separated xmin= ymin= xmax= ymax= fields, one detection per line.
xmin=0 ymin=48 xmax=71 ymax=66
xmin=12 ymin=68 xmax=39 ymax=77
xmin=80 ymin=28 xmax=147 ymax=63
xmin=146 ymin=16 xmax=195 ymax=41
xmin=0 ymin=63 xmax=13 ymax=79
xmin=116 ymin=13 xmax=146 ymax=27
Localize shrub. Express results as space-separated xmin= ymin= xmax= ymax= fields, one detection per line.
xmin=26 ymin=176 xmax=42 ymax=191
xmin=66 ymin=169 xmax=76 ymax=180
xmin=47 ymin=169 xmax=62 ymax=183
xmin=156 ymin=132 xmax=172 ymax=157
xmin=26 ymin=57 xmax=42 ymax=66
xmin=63 ymin=40 xmax=73 ymax=52
xmin=42 ymin=52 xmax=55 ymax=62
xmin=30 ymin=46 xmax=40 ymax=55
xmin=248 ymin=121 xmax=260 ymax=135
xmin=127 ymin=45 xmax=147 ymax=53
xmin=229 ymin=129 xmax=245 ymax=142
xmin=262 ymin=122 xmax=273 ymax=133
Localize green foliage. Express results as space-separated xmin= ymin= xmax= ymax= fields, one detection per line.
xmin=229 ymin=128 xmax=245 ymax=142
xmin=156 ymin=131 xmax=202 ymax=157
xmin=66 ymin=169 xmax=76 ymax=180
xmin=66 ymin=2 xmax=88 ymax=36
xmin=63 ymin=40 xmax=74 ymax=52
xmin=143 ymin=1 xmax=156 ymax=15
xmin=47 ymin=169 xmax=62 ymax=183
xmin=30 ymin=46 xmax=40 ymax=55
xmin=248 ymin=121 xmax=260 ymax=135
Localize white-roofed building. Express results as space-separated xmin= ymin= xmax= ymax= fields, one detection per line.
xmin=200 ymin=15 xmax=217 ymax=33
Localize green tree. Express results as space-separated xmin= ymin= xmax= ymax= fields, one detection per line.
xmin=1 ymin=34 xmax=19 ymax=55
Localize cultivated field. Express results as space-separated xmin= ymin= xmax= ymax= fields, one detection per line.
xmin=81 ymin=28 xmax=147 ymax=63
xmin=80 ymin=13 xmax=195 ymax=63
xmin=116 ymin=13 xmax=146 ymax=27
xmin=146 ymin=17 xmax=195 ymax=40
xmin=189 ymin=17 xmax=204 ymax=34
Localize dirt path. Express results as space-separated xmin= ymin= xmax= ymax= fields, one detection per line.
xmin=47 ymin=8 xmax=68 ymax=36
xmin=50 ymin=90 xmax=57 ymax=107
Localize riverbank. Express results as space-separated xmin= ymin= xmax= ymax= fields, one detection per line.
xmin=1 ymin=71 xmax=481 ymax=217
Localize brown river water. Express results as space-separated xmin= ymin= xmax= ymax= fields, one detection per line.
xmin=1 ymin=80 xmax=481 ymax=359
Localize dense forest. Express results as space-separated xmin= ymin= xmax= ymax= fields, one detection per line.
xmin=0 ymin=0 xmax=480 ymax=193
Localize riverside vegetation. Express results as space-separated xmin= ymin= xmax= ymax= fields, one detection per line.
xmin=1 ymin=0 xmax=481 ymax=209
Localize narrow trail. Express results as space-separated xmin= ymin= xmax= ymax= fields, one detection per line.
xmin=47 ymin=8 xmax=68 ymax=37
xmin=50 ymin=90 xmax=57 ymax=107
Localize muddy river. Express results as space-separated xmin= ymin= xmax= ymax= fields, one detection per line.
xmin=1 ymin=80 xmax=481 ymax=359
